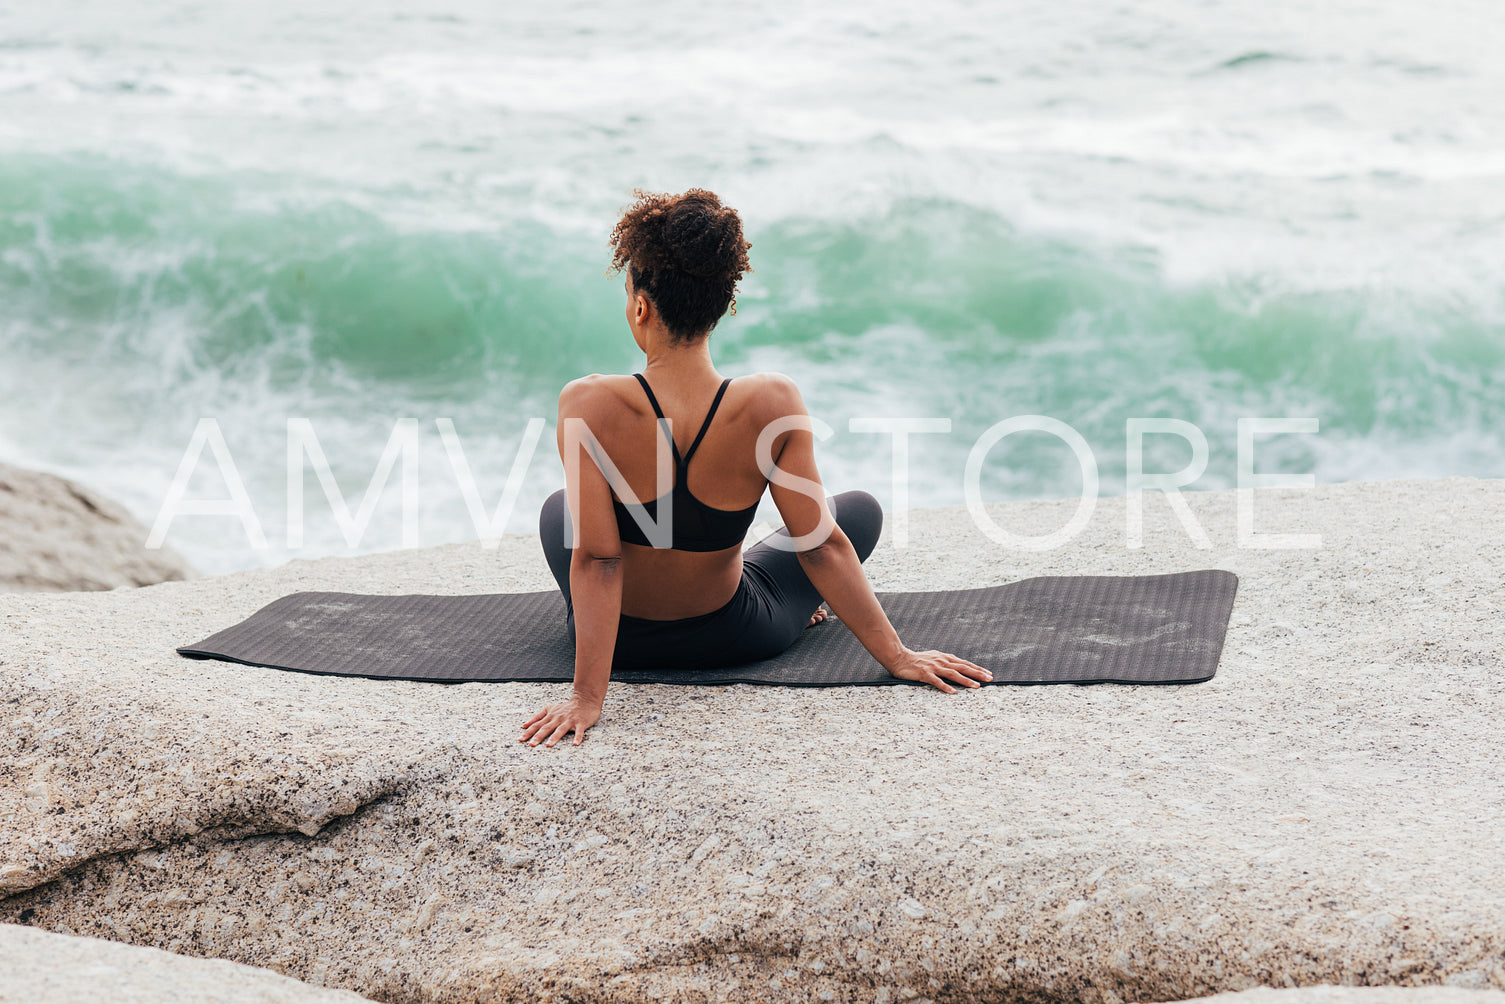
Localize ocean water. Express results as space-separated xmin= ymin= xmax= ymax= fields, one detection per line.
xmin=1 ymin=0 xmax=1502 ymax=572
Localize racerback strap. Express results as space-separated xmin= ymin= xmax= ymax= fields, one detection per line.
xmin=633 ymin=374 xmax=732 ymax=470
xmin=682 ymin=378 xmax=732 ymax=466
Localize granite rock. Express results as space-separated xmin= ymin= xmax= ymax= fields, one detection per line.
xmin=1178 ymin=987 xmax=1505 ymax=1004
xmin=0 ymin=922 xmax=372 ymax=1002
xmin=1 ymin=478 xmax=1503 ymax=1002
xmin=0 ymin=462 xmax=191 ymax=592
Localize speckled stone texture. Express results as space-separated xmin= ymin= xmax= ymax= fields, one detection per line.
xmin=0 ymin=462 xmax=191 ymax=593
xmin=1 ymin=478 xmax=1502 ymax=1003
xmin=1177 ymin=987 xmax=1505 ymax=1004
xmin=0 ymin=922 xmax=372 ymax=1002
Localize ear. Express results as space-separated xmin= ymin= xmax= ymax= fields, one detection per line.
xmin=633 ymin=291 xmax=651 ymax=325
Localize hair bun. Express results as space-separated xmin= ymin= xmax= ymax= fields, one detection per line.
xmin=607 ymin=188 xmax=752 ymax=341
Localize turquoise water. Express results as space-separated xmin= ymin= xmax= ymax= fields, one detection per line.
xmin=2 ymin=1 xmax=1502 ymax=571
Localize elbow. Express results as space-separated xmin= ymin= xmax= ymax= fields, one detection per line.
xmin=571 ymin=552 xmax=623 ymax=592
xmin=574 ymin=551 xmax=623 ymax=572
xmin=796 ymin=541 xmax=834 ymax=566
xmin=795 ymin=531 xmax=853 ymax=567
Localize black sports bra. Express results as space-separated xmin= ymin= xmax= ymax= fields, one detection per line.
xmin=611 ymin=373 xmax=761 ymax=551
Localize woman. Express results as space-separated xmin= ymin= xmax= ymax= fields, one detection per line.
xmin=521 ymin=189 xmax=991 ymax=748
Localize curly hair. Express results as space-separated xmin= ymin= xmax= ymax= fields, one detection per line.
xmin=607 ymin=188 xmax=752 ymax=342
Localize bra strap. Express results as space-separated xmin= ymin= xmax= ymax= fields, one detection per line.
xmin=632 ymin=373 xmax=681 ymax=466
xmin=632 ymin=372 xmax=667 ymax=420
xmin=682 ymin=378 xmax=732 ymax=466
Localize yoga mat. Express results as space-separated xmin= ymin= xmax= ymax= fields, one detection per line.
xmin=178 ymin=570 xmax=1238 ymax=687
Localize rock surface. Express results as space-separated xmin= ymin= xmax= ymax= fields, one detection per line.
xmin=1181 ymin=988 xmax=1505 ymax=1004
xmin=0 ymin=462 xmax=191 ymax=592
xmin=1 ymin=478 xmax=1502 ymax=1003
xmin=0 ymin=922 xmax=372 ymax=1002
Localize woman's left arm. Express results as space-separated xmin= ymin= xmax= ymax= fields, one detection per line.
xmin=520 ymin=379 xmax=623 ymax=747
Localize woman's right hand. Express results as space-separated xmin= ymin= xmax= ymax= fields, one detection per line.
xmin=884 ymin=647 xmax=993 ymax=693
xmin=520 ymin=695 xmax=603 ymax=747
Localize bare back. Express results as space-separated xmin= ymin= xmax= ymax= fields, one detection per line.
xmin=558 ymin=369 xmax=802 ymax=619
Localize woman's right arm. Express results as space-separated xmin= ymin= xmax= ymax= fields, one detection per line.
xmin=520 ymin=378 xmax=622 ymax=747
xmin=760 ymin=376 xmax=993 ymax=693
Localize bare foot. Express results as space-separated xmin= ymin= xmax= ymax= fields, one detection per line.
xmin=806 ymin=605 xmax=828 ymax=628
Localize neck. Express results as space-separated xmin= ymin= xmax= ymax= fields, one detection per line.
xmin=641 ymin=329 xmax=717 ymax=379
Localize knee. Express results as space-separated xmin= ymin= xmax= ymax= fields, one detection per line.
xmin=831 ymin=489 xmax=882 ymax=562
xmin=539 ymin=489 xmax=568 ymax=550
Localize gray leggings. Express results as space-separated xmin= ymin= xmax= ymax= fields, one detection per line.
xmin=538 ymin=489 xmax=883 ymax=671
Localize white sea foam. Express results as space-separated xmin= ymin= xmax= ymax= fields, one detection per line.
xmin=1 ymin=0 xmax=1502 ymax=571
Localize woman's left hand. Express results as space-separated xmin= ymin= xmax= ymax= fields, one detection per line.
xmin=519 ymin=696 xmax=602 ymax=747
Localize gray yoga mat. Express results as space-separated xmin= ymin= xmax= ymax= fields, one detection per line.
xmin=177 ymin=570 xmax=1238 ymax=687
